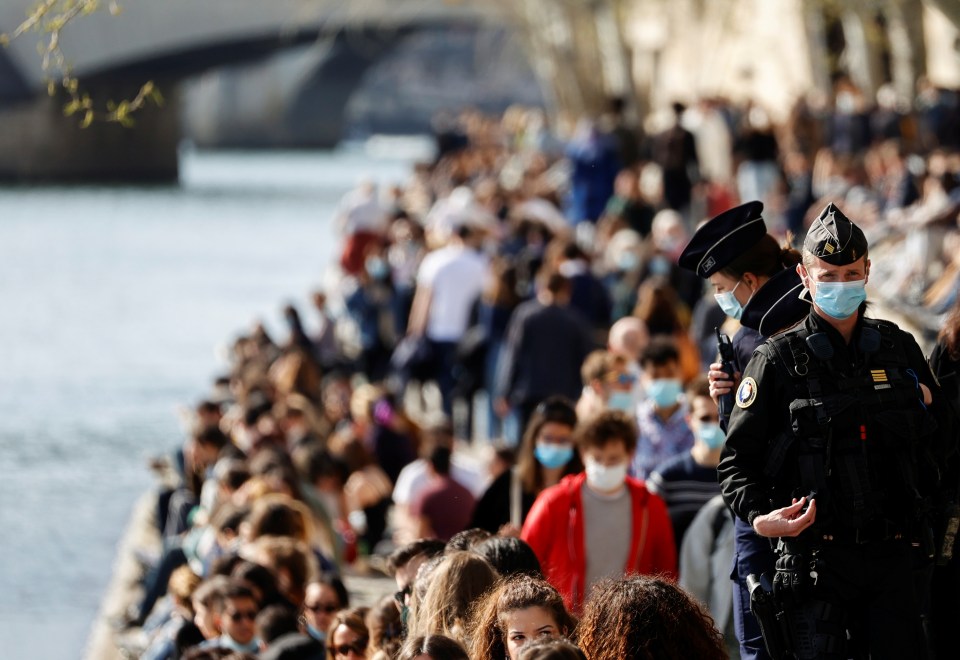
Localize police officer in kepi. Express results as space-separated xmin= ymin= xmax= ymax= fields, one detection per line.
xmin=718 ymin=202 xmax=944 ymax=659
xmin=678 ymin=200 xmax=810 ymax=660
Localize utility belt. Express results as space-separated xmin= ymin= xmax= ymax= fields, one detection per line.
xmin=813 ymin=519 xmax=906 ymax=546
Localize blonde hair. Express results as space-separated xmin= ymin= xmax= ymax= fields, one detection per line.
xmin=408 ymin=551 xmax=498 ymax=646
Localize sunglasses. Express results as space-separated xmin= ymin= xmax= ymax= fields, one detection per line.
xmin=394 ymin=585 xmax=411 ymax=605
xmin=305 ymin=602 xmax=339 ymax=614
xmin=607 ymin=372 xmax=637 ymax=386
xmin=226 ymin=609 xmax=257 ymax=622
xmin=331 ymin=639 xmax=368 ymax=657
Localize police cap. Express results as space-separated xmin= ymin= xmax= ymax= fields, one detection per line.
xmin=678 ymin=201 xmax=767 ymax=277
xmin=740 ymin=267 xmax=810 ymax=336
xmin=803 ymin=203 xmax=868 ymax=265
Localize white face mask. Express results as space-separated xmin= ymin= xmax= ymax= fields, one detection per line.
xmin=584 ymin=457 xmax=628 ymax=492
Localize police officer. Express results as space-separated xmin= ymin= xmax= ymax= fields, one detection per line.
xmin=718 ymin=203 xmax=941 ymax=658
xmin=678 ymin=200 xmax=809 ymax=660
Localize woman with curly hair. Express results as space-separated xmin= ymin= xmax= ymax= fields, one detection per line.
xmin=469 ymin=574 xmax=576 ymax=660
xmin=576 ymin=575 xmax=727 ymax=660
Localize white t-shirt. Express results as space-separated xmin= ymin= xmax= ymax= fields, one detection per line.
xmin=416 ymin=246 xmax=488 ymax=342
xmin=392 ymin=454 xmax=489 ymax=506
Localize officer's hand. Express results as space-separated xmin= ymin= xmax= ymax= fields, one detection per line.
xmin=752 ymin=497 xmax=817 ymax=538
xmin=708 ymin=361 xmax=740 ymax=405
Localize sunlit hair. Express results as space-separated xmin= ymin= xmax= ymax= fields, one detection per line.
xmin=469 ymin=574 xmax=575 ymax=660
xmin=576 ymin=576 xmax=726 ymax=660
xmin=408 ymin=551 xmax=498 ymax=646
xmin=326 ymin=607 xmax=369 ymax=657
xmin=939 ymin=296 xmax=960 ymax=360
xmin=365 ymin=595 xmax=403 ymax=659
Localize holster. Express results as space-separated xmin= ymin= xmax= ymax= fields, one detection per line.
xmin=747 ymin=573 xmax=794 ymax=660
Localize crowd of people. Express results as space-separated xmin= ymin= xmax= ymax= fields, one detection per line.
xmin=120 ymin=78 xmax=960 ymax=660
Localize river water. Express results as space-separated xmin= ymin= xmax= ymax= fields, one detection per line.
xmin=0 ymin=142 xmax=430 ymax=659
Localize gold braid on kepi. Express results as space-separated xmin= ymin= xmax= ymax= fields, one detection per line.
xmin=803 ymin=203 xmax=868 ymax=265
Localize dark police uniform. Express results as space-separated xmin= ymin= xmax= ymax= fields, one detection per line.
xmin=718 ymin=205 xmax=942 ymax=659
xmin=679 ymin=201 xmax=810 ymax=660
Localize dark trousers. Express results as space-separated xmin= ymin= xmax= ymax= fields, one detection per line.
xmin=427 ymin=339 xmax=458 ymax=416
xmin=789 ymin=539 xmax=922 ymax=659
xmin=731 ymin=518 xmax=775 ymax=660
xmin=135 ymin=543 xmax=187 ymax=622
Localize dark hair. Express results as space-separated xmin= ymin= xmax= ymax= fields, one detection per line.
xmin=387 ymin=539 xmax=447 ymax=575
xmin=445 ymin=528 xmax=492 ymax=553
xmin=247 ymin=496 xmax=307 ymax=540
xmin=574 ymin=410 xmax=638 ymax=455
xmin=428 ymin=445 xmax=453 ymax=476
xmin=222 ymin=579 xmax=259 ymax=605
xmin=174 ymin=622 xmax=206 ymax=658
xmin=518 ymin=637 xmax=587 ymax=660
xmin=307 ymin=573 xmax=349 ymax=611
xmin=517 ymin=397 xmax=581 ymax=495
xmin=474 ymin=536 xmax=542 ymax=578
xmin=543 ymin=272 xmax=571 ymax=296
xmin=469 ymin=574 xmax=575 ymax=660
xmin=397 ymin=634 xmax=469 ymax=660
xmin=639 ymin=336 xmax=680 ymax=368
xmin=231 ymin=561 xmax=284 ymax=608
xmin=939 ymin=296 xmax=960 ymax=360
xmin=256 ymin=604 xmax=301 ymax=644
xmin=719 ymin=233 xmax=802 ymax=280
xmin=576 ymin=576 xmax=726 ymax=660
xmin=217 ymin=460 xmax=251 ymax=491
xmin=195 ymin=426 xmax=230 ymax=450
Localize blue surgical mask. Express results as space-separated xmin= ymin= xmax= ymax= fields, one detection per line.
xmin=306 ymin=624 xmax=326 ymax=643
xmin=618 ymin=251 xmax=640 ymax=273
xmin=535 ymin=442 xmax=574 ymax=469
xmin=607 ymin=390 xmax=636 ymax=413
xmin=698 ymin=423 xmax=726 ymax=449
xmin=714 ymin=280 xmax=744 ymax=320
xmin=649 ymin=255 xmax=671 ymax=276
xmin=365 ymin=257 xmax=389 ymax=280
xmin=648 ymin=379 xmax=683 ymax=408
xmin=812 ymin=279 xmax=867 ymax=319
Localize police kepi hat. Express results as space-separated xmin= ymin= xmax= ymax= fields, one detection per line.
xmin=740 ymin=267 xmax=810 ymax=336
xmin=678 ymin=201 xmax=767 ymax=277
xmin=803 ymin=203 xmax=868 ymax=265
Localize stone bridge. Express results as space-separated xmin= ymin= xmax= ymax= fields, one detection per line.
xmin=0 ymin=0 xmax=505 ymax=180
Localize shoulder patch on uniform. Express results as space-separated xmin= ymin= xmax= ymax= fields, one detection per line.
xmin=736 ymin=377 xmax=758 ymax=409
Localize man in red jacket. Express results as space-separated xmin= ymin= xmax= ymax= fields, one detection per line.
xmin=521 ymin=410 xmax=677 ymax=613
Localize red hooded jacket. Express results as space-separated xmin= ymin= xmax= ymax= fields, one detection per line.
xmin=521 ymin=472 xmax=677 ymax=612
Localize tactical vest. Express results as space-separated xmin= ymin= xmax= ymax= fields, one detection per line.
xmin=761 ymin=318 xmax=938 ymax=535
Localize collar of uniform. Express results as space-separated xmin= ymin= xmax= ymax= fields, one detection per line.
xmin=806 ymin=308 xmax=868 ymax=363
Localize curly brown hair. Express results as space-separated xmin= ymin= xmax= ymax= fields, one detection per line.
xmin=574 ymin=409 xmax=638 ymax=455
xmin=576 ymin=576 xmax=727 ymax=660
xmin=469 ymin=574 xmax=576 ymax=660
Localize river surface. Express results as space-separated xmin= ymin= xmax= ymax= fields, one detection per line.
xmin=0 ymin=142 xmax=430 ymax=659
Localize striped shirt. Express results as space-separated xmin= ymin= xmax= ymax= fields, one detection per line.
xmin=647 ymin=453 xmax=720 ymax=548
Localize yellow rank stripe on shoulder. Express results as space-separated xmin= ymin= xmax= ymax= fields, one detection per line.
xmin=870 ymin=370 xmax=888 ymax=383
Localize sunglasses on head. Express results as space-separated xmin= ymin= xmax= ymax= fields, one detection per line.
xmin=226 ymin=609 xmax=257 ymax=622
xmin=305 ymin=602 xmax=339 ymax=614
xmin=331 ymin=638 xmax=368 ymax=657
